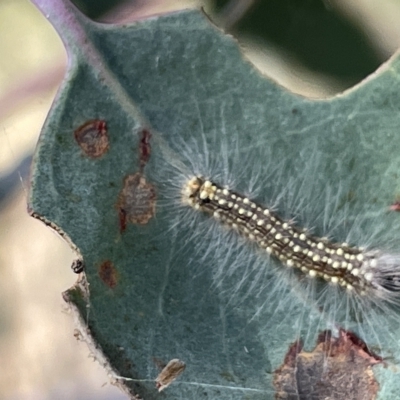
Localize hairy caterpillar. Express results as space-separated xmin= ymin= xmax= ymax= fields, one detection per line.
xmin=183 ymin=176 xmax=400 ymax=302
xmin=152 ymin=125 xmax=400 ymax=369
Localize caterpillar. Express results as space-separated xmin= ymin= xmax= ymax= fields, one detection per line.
xmin=182 ymin=176 xmax=400 ymax=303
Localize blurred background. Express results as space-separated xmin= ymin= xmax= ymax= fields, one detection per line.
xmin=1 ymin=0 xmax=400 ymax=398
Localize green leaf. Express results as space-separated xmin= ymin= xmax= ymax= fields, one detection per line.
xmin=30 ymin=0 xmax=400 ymax=398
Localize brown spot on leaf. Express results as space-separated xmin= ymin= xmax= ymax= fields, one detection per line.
xmin=117 ymin=172 xmax=156 ymax=227
xmin=98 ymin=260 xmax=118 ymax=288
xmin=74 ymin=119 xmax=109 ymax=158
xmin=138 ymin=128 xmax=152 ymax=172
xmin=274 ymin=329 xmax=383 ymax=400
xmin=118 ymin=207 xmax=127 ymax=234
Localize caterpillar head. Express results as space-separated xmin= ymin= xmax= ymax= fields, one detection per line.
xmin=182 ymin=177 xmax=215 ymax=208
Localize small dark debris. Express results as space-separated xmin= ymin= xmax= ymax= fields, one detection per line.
xmin=98 ymin=260 xmax=118 ymax=289
xmin=73 ymin=329 xmax=84 ymax=341
xmin=273 ymin=329 xmax=383 ymax=400
xmin=71 ymin=259 xmax=85 ymax=274
xmin=116 ymin=172 xmax=156 ymax=227
xmin=74 ymin=119 xmax=109 ymax=158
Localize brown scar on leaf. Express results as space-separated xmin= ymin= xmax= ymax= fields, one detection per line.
xmin=273 ymin=329 xmax=383 ymax=400
xmin=116 ymin=172 xmax=156 ymax=230
xmin=138 ymin=128 xmax=152 ymax=172
xmin=118 ymin=207 xmax=127 ymax=234
xmin=74 ymin=119 xmax=109 ymax=158
xmin=98 ymin=260 xmax=118 ymax=288
xmin=155 ymin=358 xmax=186 ymax=392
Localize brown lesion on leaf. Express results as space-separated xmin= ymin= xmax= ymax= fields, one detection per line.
xmin=118 ymin=207 xmax=128 ymax=233
xmin=138 ymin=128 xmax=152 ymax=173
xmin=116 ymin=172 xmax=156 ymax=230
xmin=116 ymin=127 xmax=156 ymax=233
xmin=274 ymin=329 xmax=383 ymax=400
xmin=98 ymin=260 xmax=119 ymax=288
xmin=74 ymin=119 xmax=109 ymax=158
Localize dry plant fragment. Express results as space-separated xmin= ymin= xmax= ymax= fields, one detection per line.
xmin=155 ymin=358 xmax=186 ymax=392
